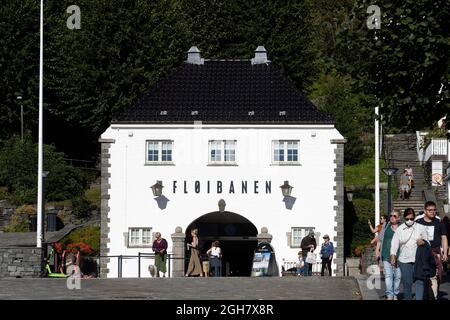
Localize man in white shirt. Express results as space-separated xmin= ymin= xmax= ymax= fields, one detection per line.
xmin=391 ymin=208 xmax=428 ymax=300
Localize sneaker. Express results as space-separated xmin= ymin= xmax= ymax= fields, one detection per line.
xmin=386 ymin=296 xmax=394 ymax=300
xmin=393 ymin=296 xmax=398 ymax=300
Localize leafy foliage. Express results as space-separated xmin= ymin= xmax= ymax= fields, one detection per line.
xmin=338 ymin=0 xmax=450 ymax=131
xmin=59 ymin=226 xmax=100 ymax=255
xmin=0 ymin=135 xmax=87 ymax=204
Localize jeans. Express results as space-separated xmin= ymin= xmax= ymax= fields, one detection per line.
xmin=304 ymin=262 xmax=312 ymax=276
xmin=398 ymin=262 xmax=414 ymax=300
xmin=383 ymin=260 xmax=401 ymax=298
xmin=415 ymin=280 xmax=424 ymax=300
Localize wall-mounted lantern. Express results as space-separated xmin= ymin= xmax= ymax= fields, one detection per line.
xmin=151 ymin=180 xmax=164 ymax=197
xmin=280 ymin=181 xmax=293 ymax=197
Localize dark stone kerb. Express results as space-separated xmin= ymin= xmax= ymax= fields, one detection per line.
xmin=331 ymin=139 xmax=345 ymax=276
xmin=99 ymin=138 xmax=115 ymax=278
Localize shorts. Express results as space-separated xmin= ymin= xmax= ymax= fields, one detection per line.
xmin=401 ymin=185 xmax=409 ymax=191
xmin=202 ymin=261 xmax=209 ymax=273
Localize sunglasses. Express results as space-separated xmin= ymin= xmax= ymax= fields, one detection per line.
xmin=405 ymin=218 xmax=414 ymax=221
xmin=390 ymin=215 xmax=398 ymax=218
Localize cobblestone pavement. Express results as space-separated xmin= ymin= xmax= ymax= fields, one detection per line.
xmin=0 ymin=277 xmax=362 ymax=300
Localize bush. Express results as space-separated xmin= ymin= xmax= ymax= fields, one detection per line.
xmin=60 ymin=226 xmax=100 ymax=255
xmin=71 ymin=196 xmax=91 ymax=219
xmin=349 ymin=198 xmax=375 ymax=255
xmin=0 ymin=135 xmax=87 ymax=204
xmin=4 ymin=205 xmax=36 ymax=232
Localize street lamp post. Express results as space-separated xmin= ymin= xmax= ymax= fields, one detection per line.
xmin=16 ymin=96 xmax=23 ymax=141
xmin=382 ymin=167 xmax=398 ymax=215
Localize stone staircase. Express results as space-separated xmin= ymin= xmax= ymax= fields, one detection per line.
xmin=383 ymin=134 xmax=428 ymax=214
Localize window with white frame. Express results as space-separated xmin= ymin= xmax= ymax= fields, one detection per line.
xmin=209 ymin=140 xmax=236 ymax=164
xmin=146 ymin=140 xmax=173 ymax=164
xmin=128 ymin=227 xmax=152 ymax=247
xmin=290 ymin=227 xmax=315 ymax=248
xmin=272 ymin=140 xmax=299 ymax=164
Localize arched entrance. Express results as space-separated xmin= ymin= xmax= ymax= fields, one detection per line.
xmin=186 ymin=211 xmax=258 ymax=276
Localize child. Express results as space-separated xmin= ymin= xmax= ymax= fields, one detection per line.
xmin=296 ymin=251 xmax=304 ymax=276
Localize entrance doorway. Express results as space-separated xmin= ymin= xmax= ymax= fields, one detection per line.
xmin=186 ymin=211 xmax=258 ymax=276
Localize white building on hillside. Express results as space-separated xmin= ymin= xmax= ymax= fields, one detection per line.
xmin=99 ymin=46 xmax=345 ymax=278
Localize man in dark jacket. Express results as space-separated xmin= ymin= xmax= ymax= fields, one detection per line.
xmin=301 ymin=230 xmax=317 ymax=276
xmin=414 ymin=241 xmax=436 ymax=300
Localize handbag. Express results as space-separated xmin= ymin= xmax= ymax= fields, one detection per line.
xmin=306 ymin=249 xmax=316 ymax=264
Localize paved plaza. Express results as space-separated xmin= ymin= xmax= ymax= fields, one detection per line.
xmin=0 ymin=277 xmax=362 ymax=300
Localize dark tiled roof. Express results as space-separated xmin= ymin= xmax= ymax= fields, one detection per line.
xmin=113 ymin=60 xmax=333 ymax=124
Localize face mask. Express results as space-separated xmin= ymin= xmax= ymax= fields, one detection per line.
xmin=405 ymin=220 xmax=414 ymax=227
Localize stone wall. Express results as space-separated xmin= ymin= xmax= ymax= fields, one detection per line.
xmin=0 ymin=247 xmax=42 ymax=278
xmin=332 ymin=139 xmax=346 ymax=276
xmin=0 ymin=201 xmax=100 ymax=232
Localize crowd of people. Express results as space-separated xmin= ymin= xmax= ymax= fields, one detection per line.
xmin=371 ymin=201 xmax=449 ymax=300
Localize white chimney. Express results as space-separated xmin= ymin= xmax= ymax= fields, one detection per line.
xmin=187 ymin=46 xmax=204 ymax=65
xmin=251 ymin=46 xmax=269 ymax=64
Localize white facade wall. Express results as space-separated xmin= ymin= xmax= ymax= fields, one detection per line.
xmin=101 ymin=124 xmax=344 ymax=277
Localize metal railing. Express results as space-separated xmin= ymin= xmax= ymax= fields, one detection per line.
xmin=282 ymin=259 xmax=324 ymax=276
xmin=99 ymin=253 xmax=185 ymax=278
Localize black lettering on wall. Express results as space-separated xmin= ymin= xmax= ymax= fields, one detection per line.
xmin=195 ymin=181 xmax=200 ymax=193
xmin=184 ymin=181 xmax=188 ymax=194
xmin=265 ymin=181 xmax=271 ymax=194
xmin=207 ymin=180 xmax=210 ymax=194
xmin=217 ymin=181 xmax=222 ymax=193
xmin=229 ymin=181 xmax=235 ymax=193
xmin=254 ymin=181 xmax=259 ymax=194
xmin=173 ymin=181 xmax=177 ymax=193
xmin=242 ymin=181 xmax=247 ymax=193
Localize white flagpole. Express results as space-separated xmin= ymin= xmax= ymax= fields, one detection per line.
xmin=37 ymin=0 xmax=44 ymax=248
xmin=375 ymin=106 xmax=380 ymax=224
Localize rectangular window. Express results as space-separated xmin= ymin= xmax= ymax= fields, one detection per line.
xmin=210 ymin=140 xmax=222 ymax=162
xmin=290 ymin=227 xmax=315 ymax=248
xmin=142 ymin=228 xmax=152 ymax=245
xmin=209 ymin=140 xmax=236 ymax=164
xmin=272 ymin=140 xmax=300 ymax=164
xmin=161 ymin=141 xmax=172 ymax=162
xmin=287 ymin=141 xmax=298 ymax=161
xmin=224 ymin=141 xmax=236 ymax=162
xmin=128 ymin=227 xmax=152 ymax=247
xmin=146 ymin=140 xmax=173 ymax=164
xmin=129 ymin=228 xmax=140 ymax=246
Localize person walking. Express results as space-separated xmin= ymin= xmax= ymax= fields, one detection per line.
xmin=390 ymin=208 xmax=428 ymax=300
xmin=207 ymin=240 xmax=222 ymax=277
xmin=320 ymin=234 xmax=334 ymax=276
xmin=415 ymin=201 xmax=448 ymax=299
xmin=369 ymin=215 xmax=388 ymax=245
xmin=399 ymin=170 xmax=411 ymax=200
xmin=185 ymin=229 xmax=203 ymax=277
xmin=152 ymin=232 xmax=168 ymax=277
xmin=405 ymin=164 xmax=414 ymax=191
xmin=376 ymin=209 xmax=401 ymax=300
xmin=300 ymin=230 xmax=317 ymax=276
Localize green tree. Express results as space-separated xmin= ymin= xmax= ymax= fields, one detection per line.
xmin=310 ymin=71 xmax=373 ymax=164
xmin=0 ymin=134 xmax=87 ymax=204
xmin=338 ymin=0 xmax=450 ymax=131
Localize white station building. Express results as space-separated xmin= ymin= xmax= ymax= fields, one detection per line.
xmin=99 ymin=46 xmax=345 ymax=278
